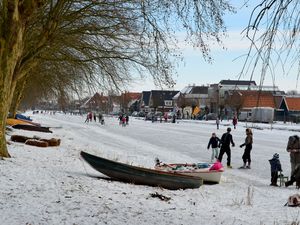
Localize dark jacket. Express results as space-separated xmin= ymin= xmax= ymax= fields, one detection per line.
xmin=269 ymin=158 xmax=282 ymax=173
xmin=240 ymin=134 xmax=253 ymax=148
xmin=207 ymin=137 xmax=220 ymax=149
xmin=220 ymin=132 xmax=235 ymax=148
xmin=287 ymin=135 xmax=300 ymax=152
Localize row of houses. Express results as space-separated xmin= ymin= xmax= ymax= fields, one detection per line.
xmin=74 ymin=79 xmax=300 ymax=122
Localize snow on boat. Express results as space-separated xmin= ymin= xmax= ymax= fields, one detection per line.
xmin=154 ymin=161 xmax=224 ymax=184
xmin=80 ymin=151 xmax=203 ymax=190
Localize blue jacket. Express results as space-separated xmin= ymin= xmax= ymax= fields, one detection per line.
xmin=269 ymin=158 xmax=282 ymax=172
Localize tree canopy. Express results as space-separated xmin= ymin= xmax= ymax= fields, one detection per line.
xmin=243 ymin=0 xmax=300 ymax=87
xmin=0 ymin=0 xmax=234 ymax=157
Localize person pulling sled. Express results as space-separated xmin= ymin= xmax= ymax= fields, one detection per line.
xmin=269 ymin=153 xmax=282 ymax=187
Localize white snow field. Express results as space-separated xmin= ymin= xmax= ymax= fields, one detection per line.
xmin=1 ymin=112 xmax=300 ymax=225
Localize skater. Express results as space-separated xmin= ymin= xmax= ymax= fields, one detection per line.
xmin=216 ymin=116 xmax=220 ymax=130
xmin=218 ymin=127 xmax=235 ymax=168
xmin=207 ymin=133 xmax=221 ymax=162
xmin=118 ymin=114 xmax=123 ymax=125
xmin=93 ymin=113 xmax=96 ymax=122
xmin=125 ymin=114 xmax=129 ymax=125
xmin=239 ymin=128 xmax=253 ymax=169
xmin=98 ymin=113 xmax=103 ymax=123
xmin=164 ymin=112 xmax=168 ymax=122
xmin=88 ymin=112 xmax=93 ymax=122
xmin=269 ymin=153 xmax=282 ymax=187
xmin=232 ymin=116 xmax=238 ymax=129
xmin=84 ymin=114 xmax=90 ymax=123
xmin=172 ymin=113 xmax=176 ymax=123
xmin=121 ymin=115 xmax=126 ymax=127
xmin=286 ymin=135 xmax=300 ymax=177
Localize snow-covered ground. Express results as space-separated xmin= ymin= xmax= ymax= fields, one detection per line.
xmin=2 ymin=112 xmax=300 ymax=225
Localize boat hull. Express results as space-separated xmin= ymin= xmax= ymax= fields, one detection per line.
xmin=80 ymin=151 xmax=203 ymax=190
xmin=12 ymin=124 xmax=52 ymax=133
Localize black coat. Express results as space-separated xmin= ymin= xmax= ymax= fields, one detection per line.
xmin=220 ymin=132 xmax=235 ymax=148
xmin=207 ymin=137 xmax=220 ymax=149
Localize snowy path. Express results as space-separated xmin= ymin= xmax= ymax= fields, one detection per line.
xmin=1 ymin=113 xmax=300 ymax=225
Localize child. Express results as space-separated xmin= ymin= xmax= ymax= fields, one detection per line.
xmin=269 ymin=153 xmax=282 ymax=187
xmin=207 ymin=133 xmax=220 ymax=162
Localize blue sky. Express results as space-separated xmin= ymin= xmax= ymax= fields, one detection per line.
xmin=129 ymin=1 xmax=300 ymax=92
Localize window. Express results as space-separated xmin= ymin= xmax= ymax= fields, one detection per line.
xmin=164 ymin=100 xmax=172 ymax=106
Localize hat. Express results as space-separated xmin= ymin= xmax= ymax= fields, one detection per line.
xmin=227 ymin=127 xmax=231 ymax=132
xmin=273 ymin=153 xmax=279 ymax=159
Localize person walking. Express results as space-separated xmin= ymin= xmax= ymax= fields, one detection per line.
xmin=286 ymin=135 xmax=300 ymax=177
xmin=207 ymin=133 xmax=221 ymax=162
xmin=218 ymin=127 xmax=235 ymax=168
xmin=239 ymin=128 xmax=253 ymax=169
xmin=84 ymin=114 xmax=90 ymax=123
xmin=98 ymin=113 xmax=103 ymax=123
xmin=216 ymin=116 xmax=220 ymax=129
xmin=172 ymin=113 xmax=176 ymax=123
xmin=232 ymin=116 xmax=238 ymax=129
xmin=88 ymin=112 xmax=93 ymax=122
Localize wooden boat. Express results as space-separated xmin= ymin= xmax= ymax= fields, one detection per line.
xmin=80 ymin=151 xmax=203 ymax=190
xmin=155 ymin=162 xmax=224 ymax=184
xmin=16 ymin=118 xmax=41 ymax=127
xmin=12 ymin=124 xmax=52 ymax=133
xmin=15 ymin=114 xmax=32 ymax=121
xmin=7 ymin=118 xmax=32 ymax=126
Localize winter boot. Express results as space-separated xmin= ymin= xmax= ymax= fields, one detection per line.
xmin=239 ymin=163 xmax=246 ymax=169
xmin=285 ymin=179 xmax=295 ymax=187
xmin=246 ymin=163 xmax=251 ymax=169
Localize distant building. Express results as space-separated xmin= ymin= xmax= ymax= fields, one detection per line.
xmin=80 ymin=92 xmax=109 ymax=113
xmin=278 ymin=96 xmax=300 ymax=122
xmin=140 ymin=91 xmax=151 ymax=112
xmin=209 ymin=79 xmax=283 ymax=116
xmin=148 ymin=90 xmax=179 ymax=112
xmin=173 ymin=85 xmax=209 ymax=118
xmin=120 ymin=92 xmax=141 ymax=113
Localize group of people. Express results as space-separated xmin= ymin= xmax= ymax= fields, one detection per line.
xmin=215 ymin=115 xmax=238 ymax=130
xmin=84 ymin=112 xmax=104 ymax=124
xmin=119 ymin=114 xmax=129 ymax=127
xmin=268 ymin=135 xmax=300 ymax=187
xmin=207 ymin=127 xmax=300 ymax=187
xmin=207 ymin=127 xmax=252 ymax=169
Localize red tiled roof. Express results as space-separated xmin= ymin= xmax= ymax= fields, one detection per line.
xmin=285 ymin=97 xmax=300 ymax=111
xmin=121 ymin=92 xmax=141 ymax=100
xmin=240 ymin=91 xmax=276 ymax=108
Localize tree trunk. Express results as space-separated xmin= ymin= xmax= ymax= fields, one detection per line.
xmin=10 ymin=77 xmax=27 ymax=118
xmin=0 ymin=1 xmax=25 ymax=157
xmin=0 ymin=81 xmax=16 ymax=158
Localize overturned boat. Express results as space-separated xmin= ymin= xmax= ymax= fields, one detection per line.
xmin=80 ymin=151 xmax=203 ymax=190
xmin=12 ymin=124 xmax=52 ymax=133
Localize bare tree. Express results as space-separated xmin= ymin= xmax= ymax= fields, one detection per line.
xmin=241 ymin=0 xmax=300 ymax=89
xmin=0 ymin=0 xmax=234 ymax=157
